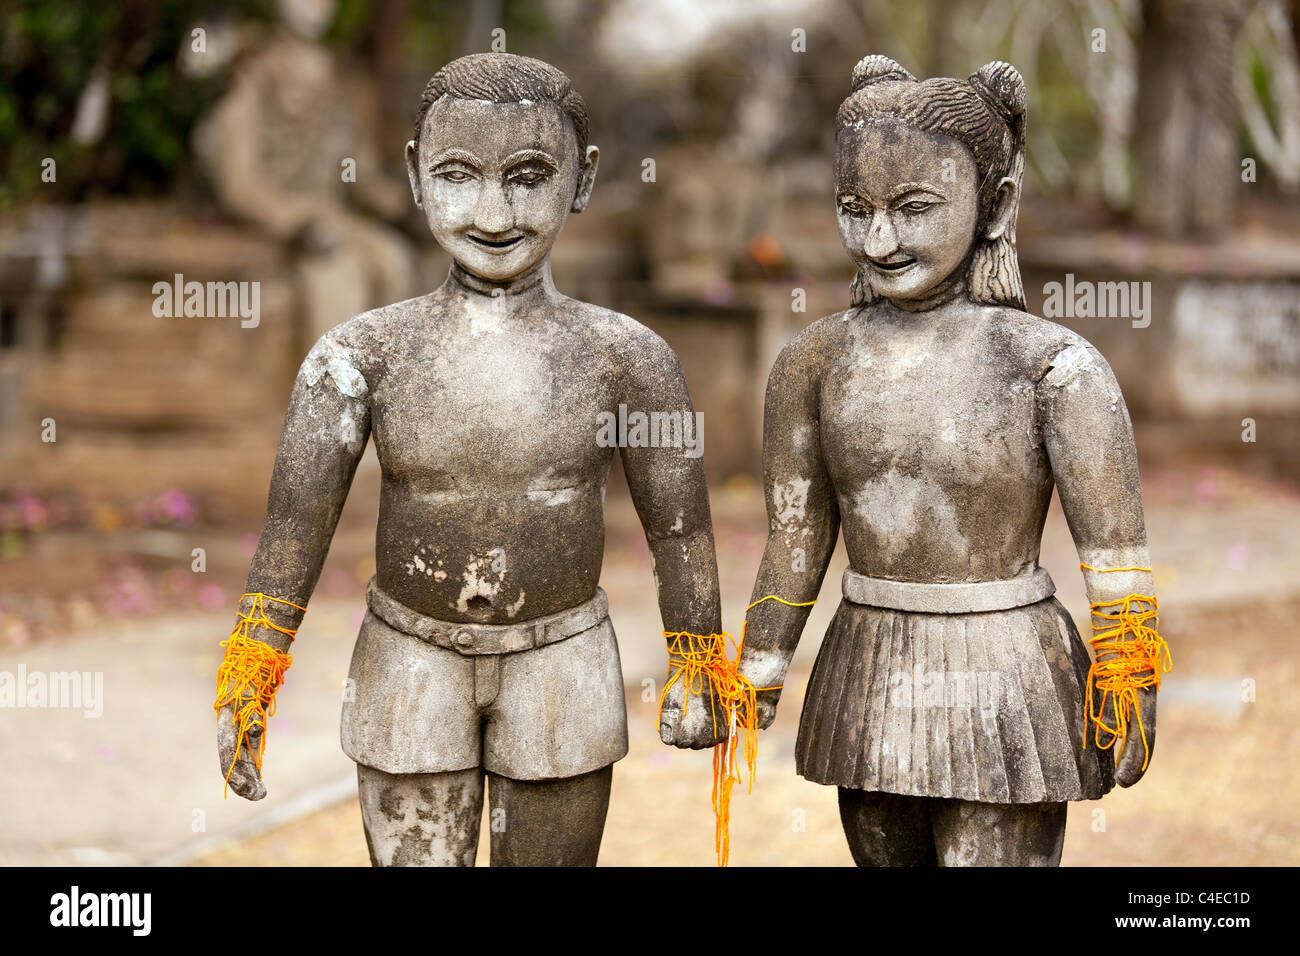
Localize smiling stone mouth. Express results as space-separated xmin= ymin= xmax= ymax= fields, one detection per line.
xmin=468 ymin=234 xmax=524 ymax=250
xmin=868 ymin=256 xmax=916 ymax=272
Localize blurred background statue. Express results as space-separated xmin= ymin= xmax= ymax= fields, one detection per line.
xmin=193 ymin=0 xmax=418 ymax=342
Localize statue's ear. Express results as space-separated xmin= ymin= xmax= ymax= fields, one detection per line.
xmin=405 ymin=140 xmax=423 ymax=209
xmin=984 ymin=175 xmax=1018 ymax=240
xmin=571 ymin=145 xmax=599 ymax=213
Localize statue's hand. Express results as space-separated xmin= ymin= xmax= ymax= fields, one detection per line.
xmin=217 ymin=701 xmax=268 ymax=801
xmin=753 ymin=687 xmax=780 ymax=730
xmin=1114 ymin=686 xmax=1157 ymax=787
xmin=658 ymin=674 xmax=728 ymax=750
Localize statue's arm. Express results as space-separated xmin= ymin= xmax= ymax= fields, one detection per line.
xmin=617 ymin=331 xmax=722 ymax=640
xmin=1037 ymin=339 xmax=1159 ymax=786
xmin=736 ymin=332 xmax=840 ymax=728
xmin=242 ymin=334 xmax=372 ymax=625
xmin=615 ymin=329 xmax=725 ymax=749
xmin=217 ymin=330 xmax=372 ymax=799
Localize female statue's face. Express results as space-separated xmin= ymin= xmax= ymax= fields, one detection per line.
xmin=835 ymin=117 xmax=981 ymax=303
xmin=412 ymin=97 xmax=581 ymax=283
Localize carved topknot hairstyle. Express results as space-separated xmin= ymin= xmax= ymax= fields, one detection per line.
xmin=838 ymin=55 xmax=1028 ymax=309
xmin=413 ymin=53 xmax=589 ymax=160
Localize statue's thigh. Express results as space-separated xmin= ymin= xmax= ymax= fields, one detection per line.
xmin=486 ymin=764 xmax=614 ymax=867
xmin=356 ymin=764 xmax=484 ymax=867
xmin=837 ymin=789 xmax=937 ymax=866
xmin=930 ymin=799 xmax=1066 ymax=867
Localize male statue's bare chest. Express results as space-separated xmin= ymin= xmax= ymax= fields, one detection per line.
xmin=367 ymin=327 xmax=614 ymax=484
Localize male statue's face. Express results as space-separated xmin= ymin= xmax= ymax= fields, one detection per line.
xmin=411 ymin=97 xmax=584 ymax=283
xmin=835 ymin=117 xmax=981 ymax=302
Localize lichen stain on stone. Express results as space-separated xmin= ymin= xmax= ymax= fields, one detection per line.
xmin=302 ymin=334 xmax=368 ymax=398
xmin=851 ymin=471 xmax=969 ymax=561
xmin=1042 ymin=343 xmax=1093 ymax=391
xmin=526 ymin=486 xmax=577 ymax=506
xmin=505 ymin=589 xmax=526 ymax=618
xmin=390 ymin=824 xmax=435 ymax=866
xmin=376 ymin=784 xmax=405 ymax=823
xmin=453 ymin=552 xmax=506 ymax=612
xmin=772 ymin=477 xmax=811 ymax=529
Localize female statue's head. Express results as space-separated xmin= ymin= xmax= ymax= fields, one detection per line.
xmin=405 ymin=53 xmax=598 ymax=283
xmin=834 ymin=55 xmax=1027 ymax=309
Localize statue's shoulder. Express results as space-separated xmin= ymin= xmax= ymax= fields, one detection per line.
xmin=773 ymin=308 xmax=858 ymax=373
xmin=302 ymin=294 xmax=436 ymax=381
xmin=332 ymin=296 xmax=420 ymax=346
xmin=979 ymin=304 xmax=1110 ymax=383
xmin=560 ymin=296 xmax=678 ymax=363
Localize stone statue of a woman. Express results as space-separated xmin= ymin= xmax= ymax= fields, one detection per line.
xmin=720 ymin=56 xmax=1166 ymax=865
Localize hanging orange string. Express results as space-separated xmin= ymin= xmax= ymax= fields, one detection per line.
xmin=213 ymin=593 xmax=305 ymax=798
xmin=657 ymin=594 xmax=815 ymax=866
xmin=1077 ymin=564 xmax=1171 ymax=772
xmin=1080 ymin=563 xmax=1153 ymax=574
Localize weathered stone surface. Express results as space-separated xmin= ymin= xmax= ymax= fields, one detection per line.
xmin=218 ymin=53 xmax=723 ymax=866
xmin=726 ymin=55 xmax=1159 ymax=867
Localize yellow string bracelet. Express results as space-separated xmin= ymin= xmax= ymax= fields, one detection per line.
xmin=1077 ymin=564 xmax=1171 ymax=772
xmin=213 ymin=593 xmax=305 ymax=798
xmin=657 ymin=594 xmax=815 ymax=866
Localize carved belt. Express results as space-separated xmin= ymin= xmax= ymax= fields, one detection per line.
xmin=365 ymin=577 xmax=608 ymax=656
xmin=841 ymin=566 xmax=1055 ymax=614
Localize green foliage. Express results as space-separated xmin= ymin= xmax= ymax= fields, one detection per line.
xmin=0 ymin=0 xmax=268 ymax=210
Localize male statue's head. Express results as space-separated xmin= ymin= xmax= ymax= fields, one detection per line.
xmin=834 ymin=55 xmax=1027 ymax=310
xmin=405 ymin=53 xmax=598 ymax=284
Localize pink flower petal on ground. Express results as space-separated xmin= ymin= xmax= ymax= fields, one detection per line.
xmin=198 ymin=585 xmax=225 ymax=611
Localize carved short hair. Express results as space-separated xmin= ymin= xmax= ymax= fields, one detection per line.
xmin=837 ymin=55 xmax=1027 ymax=309
xmin=414 ymin=53 xmax=589 ymax=160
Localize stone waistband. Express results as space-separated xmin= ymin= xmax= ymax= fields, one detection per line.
xmin=841 ymin=567 xmax=1056 ymax=614
xmin=365 ymin=577 xmax=608 ymax=656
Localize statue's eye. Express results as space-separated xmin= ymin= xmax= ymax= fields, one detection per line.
xmin=509 ymin=168 xmax=549 ymax=187
xmin=838 ymin=198 xmax=867 ymax=216
xmin=437 ymin=169 xmax=474 ymax=183
xmin=900 ymin=200 xmax=933 ymax=214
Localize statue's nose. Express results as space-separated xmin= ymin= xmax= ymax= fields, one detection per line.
xmin=473 ymin=181 xmax=513 ymax=234
xmin=864 ymin=212 xmax=898 ymax=259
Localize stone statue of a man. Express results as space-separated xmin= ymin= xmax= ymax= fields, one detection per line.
xmin=216 ymin=53 xmax=722 ymax=866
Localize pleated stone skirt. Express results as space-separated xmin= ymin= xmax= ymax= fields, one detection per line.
xmin=795 ymin=596 xmax=1114 ymax=803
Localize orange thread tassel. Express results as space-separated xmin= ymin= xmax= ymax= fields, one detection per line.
xmin=657 ymin=595 xmax=814 ymax=866
xmin=1081 ymin=588 xmax=1171 ymax=772
xmin=213 ymin=593 xmax=304 ymax=797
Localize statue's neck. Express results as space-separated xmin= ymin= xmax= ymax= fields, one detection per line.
xmin=447 ymin=259 xmax=556 ymax=308
xmin=882 ymin=264 xmax=970 ymax=313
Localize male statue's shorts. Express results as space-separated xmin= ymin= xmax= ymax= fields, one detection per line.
xmin=341 ymin=578 xmax=629 ymax=780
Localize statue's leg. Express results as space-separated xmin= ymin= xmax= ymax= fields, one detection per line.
xmin=930 ymin=799 xmax=1066 ymax=866
xmin=355 ymin=763 xmax=484 ymax=866
xmin=486 ymin=764 xmax=614 ymax=866
xmin=837 ymin=788 xmax=937 ymax=866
